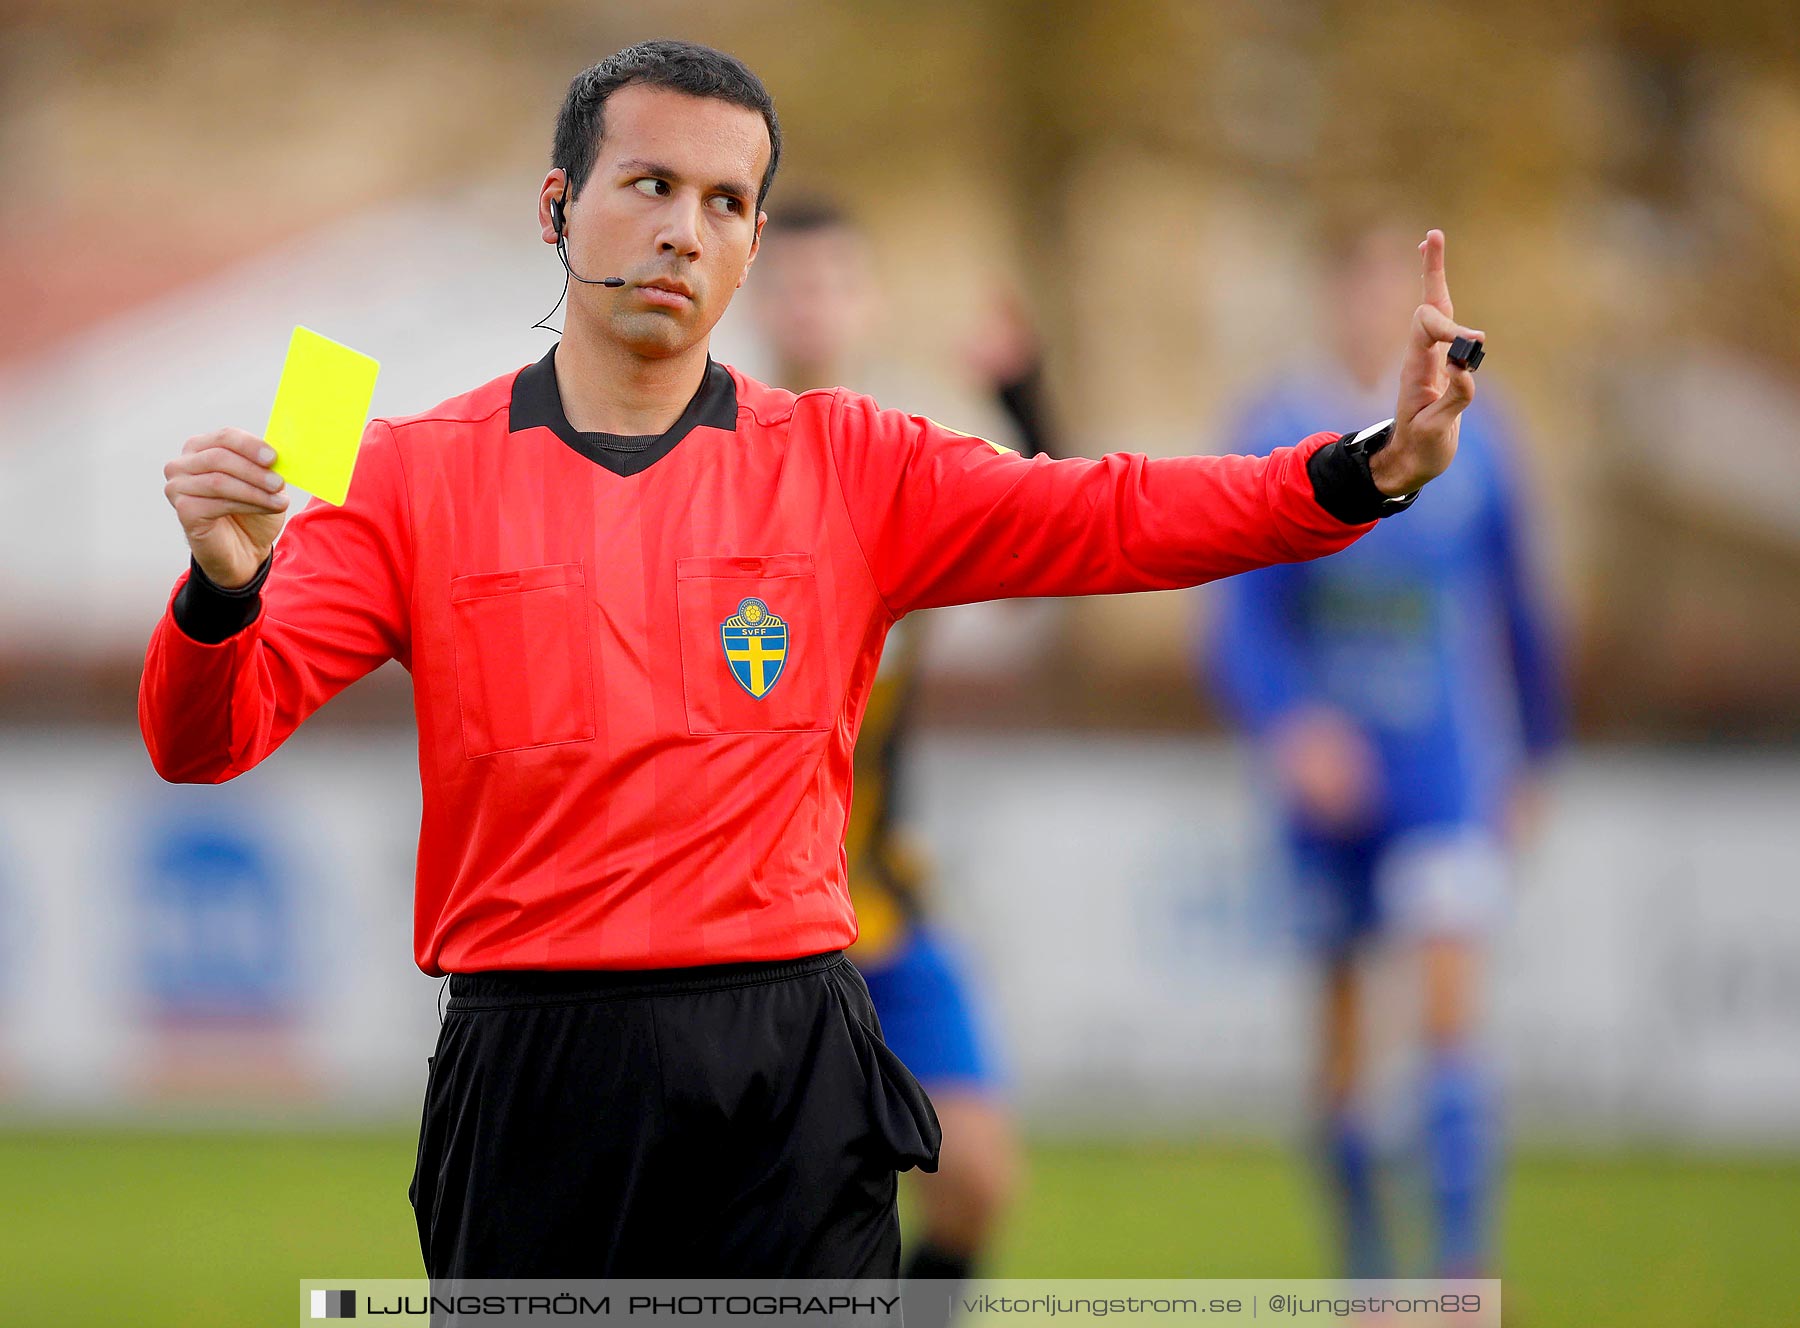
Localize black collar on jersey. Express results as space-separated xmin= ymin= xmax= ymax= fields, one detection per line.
xmin=509 ymin=344 xmax=738 ymax=478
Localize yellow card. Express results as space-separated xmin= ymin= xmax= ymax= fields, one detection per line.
xmin=264 ymin=326 xmax=380 ymax=506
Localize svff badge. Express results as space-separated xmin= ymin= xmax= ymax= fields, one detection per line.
xmin=721 ymin=597 xmax=789 ymax=698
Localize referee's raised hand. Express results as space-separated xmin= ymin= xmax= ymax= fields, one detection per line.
xmin=1369 ymin=230 xmax=1484 ymax=498
xmin=163 ymin=427 xmax=290 ymax=589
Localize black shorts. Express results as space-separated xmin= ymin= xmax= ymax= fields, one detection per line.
xmin=409 ymin=951 xmax=941 ymax=1279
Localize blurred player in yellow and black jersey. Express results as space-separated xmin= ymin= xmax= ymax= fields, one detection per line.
xmin=748 ymin=199 xmax=1061 ymax=1313
xmin=841 ymin=621 xmax=930 ymax=965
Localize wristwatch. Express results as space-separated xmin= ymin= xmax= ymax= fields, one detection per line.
xmin=1345 ymin=420 xmax=1417 ymax=512
xmin=1332 ymin=419 xmax=1411 ymax=518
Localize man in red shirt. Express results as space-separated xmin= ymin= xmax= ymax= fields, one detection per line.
xmin=142 ymin=40 xmax=1484 ymax=1281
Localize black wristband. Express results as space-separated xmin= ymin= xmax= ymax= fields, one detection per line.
xmin=171 ymin=554 xmax=272 ymax=644
xmin=1305 ymin=421 xmax=1419 ymax=524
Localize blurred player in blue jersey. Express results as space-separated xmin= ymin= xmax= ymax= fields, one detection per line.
xmin=1205 ymin=220 xmax=1564 ymax=1279
xmin=748 ymin=199 xmax=1053 ymax=1316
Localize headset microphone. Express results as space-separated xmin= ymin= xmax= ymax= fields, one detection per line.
xmin=551 ymin=194 xmax=625 ymax=288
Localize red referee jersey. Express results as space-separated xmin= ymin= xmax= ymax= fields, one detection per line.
xmin=140 ymin=348 xmax=1371 ymax=975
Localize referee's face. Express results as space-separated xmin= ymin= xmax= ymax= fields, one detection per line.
xmin=560 ymin=84 xmax=769 ymax=359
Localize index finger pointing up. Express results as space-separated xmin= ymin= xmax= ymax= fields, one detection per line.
xmin=1420 ymin=229 xmax=1452 ymax=316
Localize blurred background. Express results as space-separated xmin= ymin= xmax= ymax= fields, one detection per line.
xmin=2 ymin=1 xmax=1798 ymax=1325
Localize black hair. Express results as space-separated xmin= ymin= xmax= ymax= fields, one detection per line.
xmin=762 ymin=196 xmax=856 ymax=235
xmin=552 ymin=40 xmax=782 ymax=210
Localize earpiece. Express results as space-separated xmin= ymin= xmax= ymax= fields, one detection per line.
xmin=546 ymin=183 xmax=625 ymax=291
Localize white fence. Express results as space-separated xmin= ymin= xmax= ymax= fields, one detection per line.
xmin=0 ymin=730 xmax=1796 ymax=1145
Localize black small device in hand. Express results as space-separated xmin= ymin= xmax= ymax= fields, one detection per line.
xmin=1448 ymin=336 xmax=1485 ymax=372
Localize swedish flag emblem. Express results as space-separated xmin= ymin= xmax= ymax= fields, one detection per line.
xmin=721 ymin=597 xmax=789 ymax=698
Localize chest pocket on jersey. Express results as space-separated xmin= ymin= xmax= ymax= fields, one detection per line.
xmin=676 ymin=553 xmax=834 ymax=735
xmin=450 ymin=562 xmax=597 ymax=757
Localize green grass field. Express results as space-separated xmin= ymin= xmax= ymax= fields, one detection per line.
xmin=3 ymin=1131 xmax=1795 ymax=1326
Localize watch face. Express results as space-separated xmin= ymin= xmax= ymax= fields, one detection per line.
xmin=1351 ymin=419 xmax=1396 ymax=454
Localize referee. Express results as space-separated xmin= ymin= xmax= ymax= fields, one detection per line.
xmin=141 ymin=39 xmax=1484 ymax=1280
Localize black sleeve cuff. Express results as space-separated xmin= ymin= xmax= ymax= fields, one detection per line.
xmin=171 ymin=555 xmax=271 ymax=644
xmin=1306 ymin=431 xmax=1419 ymax=525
